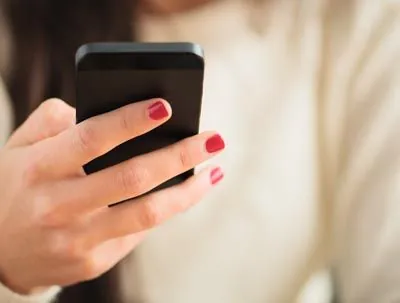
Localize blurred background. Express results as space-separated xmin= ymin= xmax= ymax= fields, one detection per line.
xmin=0 ymin=1 xmax=399 ymax=303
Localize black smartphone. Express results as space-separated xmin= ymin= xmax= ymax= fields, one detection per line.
xmin=75 ymin=42 xmax=204 ymax=202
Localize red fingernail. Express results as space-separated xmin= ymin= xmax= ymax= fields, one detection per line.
xmin=148 ymin=101 xmax=169 ymax=120
xmin=205 ymin=134 xmax=225 ymax=153
xmin=210 ymin=167 xmax=224 ymax=185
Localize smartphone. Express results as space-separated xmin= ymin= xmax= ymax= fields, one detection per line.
xmin=75 ymin=42 xmax=204 ymax=202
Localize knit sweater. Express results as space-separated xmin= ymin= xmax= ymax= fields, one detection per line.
xmin=0 ymin=0 xmax=399 ymax=302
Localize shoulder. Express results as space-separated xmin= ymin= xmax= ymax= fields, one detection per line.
xmin=311 ymin=0 xmax=400 ymax=101
xmin=322 ymin=0 xmax=400 ymax=50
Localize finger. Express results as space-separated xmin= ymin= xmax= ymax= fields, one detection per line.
xmin=53 ymin=233 xmax=145 ymax=286
xmin=81 ymin=233 xmax=146 ymax=281
xmin=86 ymin=166 xmax=223 ymax=246
xmin=54 ymin=132 xmax=225 ymax=215
xmin=7 ymin=99 xmax=75 ymax=148
xmin=39 ymin=98 xmax=171 ymax=174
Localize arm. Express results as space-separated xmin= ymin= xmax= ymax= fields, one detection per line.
xmin=330 ymin=1 xmax=400 ymax=302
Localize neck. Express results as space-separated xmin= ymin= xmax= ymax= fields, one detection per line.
xmin=140 ymin=0 xmax=216 ymax=14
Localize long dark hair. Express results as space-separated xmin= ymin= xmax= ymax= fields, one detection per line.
xmin=2 ymin=1 xmax=137 ymax=302
xmin=3 ymin=0 xmax=136 ymax=126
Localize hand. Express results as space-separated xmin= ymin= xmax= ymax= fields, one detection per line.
xmin=0 ymin=98 xmax=225 ymax=294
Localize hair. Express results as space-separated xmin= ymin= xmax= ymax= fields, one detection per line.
xmin=1 ymin=2 xmax=136 ymax=301
xmin=0 ymin=0 xmax=269 ymax=301
xmin=2 ymin=0 xmax=136 ymax=128
xmin=2 ymin=0 xmax=269 ymax=126
xmin=0 ymin=7 xmax=11 ymax=77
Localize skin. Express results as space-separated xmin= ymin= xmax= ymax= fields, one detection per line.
xmin=0 ymin=98 xmax=224 ymax=294
xmin=0 ymin=0 xmax=223 ymax=295
xmin=141 ymin=0 xmax=215 ymax=14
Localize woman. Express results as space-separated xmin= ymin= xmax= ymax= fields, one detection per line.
xmin=0 ymin=0 xmax=399 ymax=302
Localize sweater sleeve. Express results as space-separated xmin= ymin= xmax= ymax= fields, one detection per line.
xmin=0 ymin=284 xmax=60 ymax=303
xmin=330 ymin=1 xmax=400 ymax=302
xmin=0 ymin=75 xmax=13 ymax=146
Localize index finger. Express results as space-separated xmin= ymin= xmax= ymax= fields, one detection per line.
xmin=38 ymin=98 xmax=171 ymax=175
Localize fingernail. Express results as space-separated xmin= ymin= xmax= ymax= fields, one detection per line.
xmin=148 ymin=101 xmax=169 ymax=120
xmin=205 ymin=134 xmax=225 ymax=153
xmin=210 ymin=167 xmax=224 ymax=185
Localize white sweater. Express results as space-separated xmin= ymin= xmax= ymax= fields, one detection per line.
xmin=0 ymin=0 xmax=400 ymax=302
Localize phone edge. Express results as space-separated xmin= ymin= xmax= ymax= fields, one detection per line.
xmin=75 ymin=42 xmax=204 ymax=68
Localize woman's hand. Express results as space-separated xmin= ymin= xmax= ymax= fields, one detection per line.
xmin=0 ymin=98 xmax=225 ymax=294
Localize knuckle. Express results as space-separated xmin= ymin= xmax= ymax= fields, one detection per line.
xmin=118 ymin=163 xmax=149 ymax=195
xmin=75 ymin=123 xmax=98 ymax=156
xmin=79 ymin=254 xmax=103 ymax=281
xmin=22 ymin=156 xmax=42 ymax=186
xmin=140 ymin=199 xmax=163 ymax=228
xmin=119 ymin=106 xmax=133 ymax=133
xmin=35 ymin=199 xmax=62 ymax=228
xmin=176 ymin=142 xmax=194 ymax=169
xmin=41 ymin=98 xmax=64 ymax=111
xmin=50 ymin=234 xmax=86 ymax=261
xmin=40 ymin=99 xmax=66 ymax=121
xmin=167 ymin=192 xmax=187 ymax=213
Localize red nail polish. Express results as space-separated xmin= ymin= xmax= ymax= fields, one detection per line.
xmin=149 ymin=101 xmax=169 ymax=120
xmin=210 ymin=168 xmax=224 ymax=185
xmin=205 ymin=134 xmax=225 ymax=153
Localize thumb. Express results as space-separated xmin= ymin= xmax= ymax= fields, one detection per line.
xmin=6 ymin=99 xmax=76 ymax=148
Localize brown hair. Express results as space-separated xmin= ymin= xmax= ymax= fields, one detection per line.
xmin=2 ymin=1 xmax=136 ymax=301
xmin=1 ymin=0 xmax=272 ymax=301
xmin=2 ymin=0 xmax=136 ymax=127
